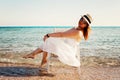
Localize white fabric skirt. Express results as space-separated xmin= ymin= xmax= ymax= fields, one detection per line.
xmin=39 ymin=37 xmax=80 ymax=67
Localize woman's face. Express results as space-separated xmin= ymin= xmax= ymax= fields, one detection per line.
xmin=78 ymin=17 xmax=88 ymax=29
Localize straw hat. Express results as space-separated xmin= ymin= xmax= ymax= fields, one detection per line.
xmin=82 ymin=14 xmax=93 ymax=25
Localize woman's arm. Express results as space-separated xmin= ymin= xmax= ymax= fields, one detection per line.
xmin=47 ymin=31 xmax=79 ymax=38
xmin=43 ymin=28 xmax=82 ymax=41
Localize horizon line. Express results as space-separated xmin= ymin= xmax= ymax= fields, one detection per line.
xmin=0 ymin=26 xmax=120 ymax=28
xmin=0 ymin=25 xmax=120 ymax=27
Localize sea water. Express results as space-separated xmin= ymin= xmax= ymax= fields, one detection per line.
xmin=0 ymin=26 xmax=120 ymax=64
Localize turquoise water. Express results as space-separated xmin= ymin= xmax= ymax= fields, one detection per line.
xmin=0 ymin=26 xmax=120 ymax=59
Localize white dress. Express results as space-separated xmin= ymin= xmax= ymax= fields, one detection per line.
xmin=39 ymin=31 xmax=82 ymax=67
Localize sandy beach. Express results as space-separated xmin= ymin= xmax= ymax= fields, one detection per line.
xmin=0 ymin=56 xmax=120 ymax=80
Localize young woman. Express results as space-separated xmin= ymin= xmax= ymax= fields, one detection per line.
xmin=23 ymin=14 xmax=93 ymax=68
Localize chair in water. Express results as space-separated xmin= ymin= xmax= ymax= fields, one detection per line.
xmin=45 ymin=28 xmax=81 ymax=74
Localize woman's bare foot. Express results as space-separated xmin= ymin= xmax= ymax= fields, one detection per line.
xmin=23 ymin=53 xmax=35 ymax=59
xmin=39 ymin=60 xmax=48 ymax=73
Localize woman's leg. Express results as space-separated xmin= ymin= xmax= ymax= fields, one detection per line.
xmin=23 ymin=48 xmax=43 ymax=59
xmin=40 ymin=51 xmax=48 ymax=67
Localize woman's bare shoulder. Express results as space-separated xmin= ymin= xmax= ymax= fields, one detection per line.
xmin=73 ymin=29 xmax=83 ymax=38
xmin=78 ymin=31 xmax=83 ymax=37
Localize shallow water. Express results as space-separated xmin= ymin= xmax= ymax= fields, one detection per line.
xmin=0 ymin=26 xmax=120 ymax=64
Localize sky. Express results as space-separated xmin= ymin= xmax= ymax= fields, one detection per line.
xmin=0 ymin=0 xmax=120 ymax=26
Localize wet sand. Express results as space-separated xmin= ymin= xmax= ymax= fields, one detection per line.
xmin=0 ymin=57 xmax=120 ymax=80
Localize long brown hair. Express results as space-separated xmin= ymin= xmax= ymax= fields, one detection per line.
xmin=83 ymin=24 xmax=91 ymax=40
